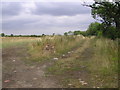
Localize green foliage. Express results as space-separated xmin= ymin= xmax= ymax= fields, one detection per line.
xmin=97 ymin=31 xmax=103 ymax=37
xmin=73 ymin=31 xmax=86 ymax=36
xmin=86 ymin=22 xmax=118 ymax=39
xmin=74 ymin=31 xmax=80 ymax=35
xmin=68 ymin=31 xmax=73 ymax=35
xmin=103 ymin=26 xmax=118 ymax=39
xmin=30 ymin=35 xmax=37 ymax=37
xmin=1 ymin=33 xmax=5 ymax=37
xmin=64 ymin=32 xmax=68 ymax=36
xmin=1 ymin=34 xmax=44 ymax=37
xmin=11 ymin=34 xmax=14 ymax=37
xmin=91 ymin=1 xmax=120 ymax=28
xmin=89 ymin=1 xmax=120 ymax=39
xmin=86 ymin=22 xmax=101 ymax=36
xmin=42 ymin=34 xmax=45 ymax=37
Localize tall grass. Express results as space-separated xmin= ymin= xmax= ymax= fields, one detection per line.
xmin=28 ymin=35 xmax=84 ymax=62
xmin=90 ymin=37 xmax=118 ymax=75
xmin=87 ymin=37 xmax=118 ymax=88
xmin=46 ymin=37 xmax=118 ymax=88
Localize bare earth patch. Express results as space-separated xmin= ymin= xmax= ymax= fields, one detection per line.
xmin=2 ymin=46 xmax=61 ymax=88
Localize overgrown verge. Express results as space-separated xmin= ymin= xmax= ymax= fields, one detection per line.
xmin=46 ymin=37 xmax=118 ymax=88
xmin=28 ymin=35 xmax=85 ymax=62
xmin=87 ymin=37 xmax=118 ymax=88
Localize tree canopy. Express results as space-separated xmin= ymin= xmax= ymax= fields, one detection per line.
xmin=1 ymin=33 xmax=5 ymax=37
xmin=84 ymin=0 xmax=120 ymax=39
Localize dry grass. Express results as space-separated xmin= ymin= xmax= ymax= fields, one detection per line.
xmin=47 ymin=38 xmax=90 ymax=75
xmin=1 ymin=37 xmax=38 ymax=48
xmin=1 ymin=36 xmax=118 ymax=88
xmin=28 ymin=35 xmax=85 ymax=62
xmin=90 ymin=38 xmax=118 ymax=75
xmin=86 ymin=37 xmax=118 ymax=88
xmin=46 ymin=37 xmax=118 ymax=88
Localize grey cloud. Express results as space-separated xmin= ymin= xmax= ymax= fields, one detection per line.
xmin=32 ymin=2 xmax=91 ymax=16
xmin=2 ymin=2 xmax=22 ymax=16
xmin=2 ymin=2 xmax=91 ymax=17
xmin=2 ymin=14 xmax=94 ymax=34
xmin=2 ymin=17 xmax=38 ymax=30
xmin=2 ymin=2 xmax=95 ymax=35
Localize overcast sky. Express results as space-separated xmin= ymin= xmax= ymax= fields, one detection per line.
xmin=1 ymin=1 xmax=95 ymax=35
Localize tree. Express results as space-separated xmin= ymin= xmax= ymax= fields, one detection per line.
xmin=42 ymin=34 xmax=45 ymax=37
xmin=53 ymin=33 xmax=55 ymax=36
xmin=94 ymin=1 xmax=119 ymax=28
xmin=73 ymin=31 xmax=86 ymax=36
xmin=74 ymin=31 xmax=81 ymax=35
xmin=1 ymin=33 xmax=5 ymax=37
xmin=64 ymin=32 xmax=68 ymax=36
xmin=11 ymin=34 xmax=14 ymax=37
xmin=86 ymin=22 xmax=102 ymax=36
xmin=68 ymin=31 xmax=73 ymax=35
xmin=84 ymin=0 xmax=120 ymax=39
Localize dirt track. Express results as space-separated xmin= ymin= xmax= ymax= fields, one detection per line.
xmin=2 ymin=39 xmax=93 ymax=88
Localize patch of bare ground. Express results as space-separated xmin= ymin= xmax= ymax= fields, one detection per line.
xmin=2 ymin=45 xmax=61 ymax=88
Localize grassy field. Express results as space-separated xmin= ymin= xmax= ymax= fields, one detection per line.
xmin=1 ymin=37 xmax=38 ymax=49
xmin=2 ymin=35 xmax=119 ymax=88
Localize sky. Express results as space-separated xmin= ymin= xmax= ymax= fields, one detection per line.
xmin=1 ymin=0 xmax=95 ymax=35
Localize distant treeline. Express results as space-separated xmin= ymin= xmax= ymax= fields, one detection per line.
xmin=64 ymin=22 xmax=118 ymax=40
xmin=0 ymin=33 xmax=46 ymax=37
